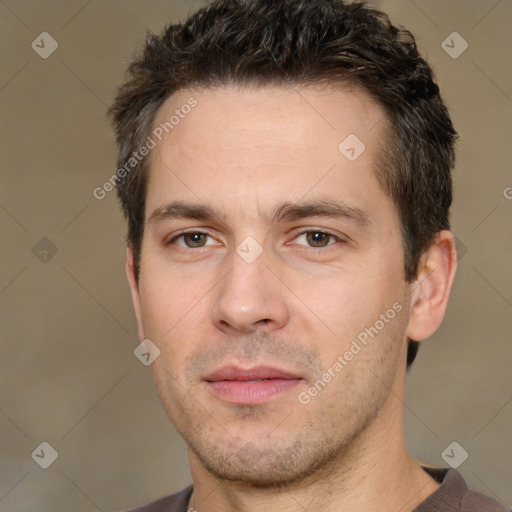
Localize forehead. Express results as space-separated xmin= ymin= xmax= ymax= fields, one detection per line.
xmin=152 ymin=83 xmax=384 ymax=153
xmin=146 ymin=84 xmax=391 ymax=224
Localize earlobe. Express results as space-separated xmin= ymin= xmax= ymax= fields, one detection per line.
xmin=405 ymin=230 xmax=458 ymax=342
xmin=126 ymin=245 xmax=146 ymax=342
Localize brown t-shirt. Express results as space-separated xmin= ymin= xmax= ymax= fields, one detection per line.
xmin=123 ymin=467 xmax=509 ymax=511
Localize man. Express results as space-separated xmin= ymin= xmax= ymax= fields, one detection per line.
xmin=108 ymin=1 xmax=508 ymax=511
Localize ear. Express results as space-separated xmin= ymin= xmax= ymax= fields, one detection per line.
xmin=405 ymin=230 xmax=458 ymax=342
xmin=126 ymin=244 xmax=146 ymax=342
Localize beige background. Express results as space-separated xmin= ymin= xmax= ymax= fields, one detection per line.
xmin=0 ymin=1 xmax=511 ymax=510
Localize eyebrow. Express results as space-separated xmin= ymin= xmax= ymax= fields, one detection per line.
xmin=148 ymin=199 xmax=371 ymax=230
xmin=271 ymin=199 xmax=371 ymax=228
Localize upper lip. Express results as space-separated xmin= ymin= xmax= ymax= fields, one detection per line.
xmin=204 ymin=365 xmax=303 ymax=382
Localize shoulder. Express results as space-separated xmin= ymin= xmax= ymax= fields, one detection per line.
xmin=418 ymin=467 xmax=509 ymax=512
xmin=461 ymin=489 xmax=510 ymax=512
xmin=121 ymin=485 xmax=193 ymax=512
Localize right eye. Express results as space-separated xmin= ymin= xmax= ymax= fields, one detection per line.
xmin=167 ymin=231 xmax=219 ymax=249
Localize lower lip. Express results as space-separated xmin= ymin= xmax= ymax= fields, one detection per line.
xmin=206 ymin=379 xmax=303 ymax=405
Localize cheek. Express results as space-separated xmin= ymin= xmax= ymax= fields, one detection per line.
xmin=140 ymin=262 xmax=204 ymax=325
xmin=138 ymin=275 xmax=195 ymax=369
xmin=292 ymin=268 xmax=406 ymax=372
xmin=141 ymin=267 xmax=215 ymax=332
xmin=291 ymin=269 xmax=387 ymax=331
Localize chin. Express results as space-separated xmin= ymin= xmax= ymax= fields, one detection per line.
xmin=191 ymin=437 xmax=341 ymax=488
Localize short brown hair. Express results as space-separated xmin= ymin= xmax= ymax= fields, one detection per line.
xmin=109 ymin=0 xmax=458 ymax=364
xmin=109 ymin=0 xmax=456 ymax=280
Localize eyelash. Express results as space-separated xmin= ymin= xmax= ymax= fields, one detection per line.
xmin=166 ymin=229 xmax=345 ymax=250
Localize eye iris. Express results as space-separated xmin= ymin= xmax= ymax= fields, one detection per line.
xmin=181 ymin=232 xmax=333 ymax=248
xmin=306 ymin=232 xmax=330 ymax=247
xmin=184 ymin=233 xmax=206 ymax=247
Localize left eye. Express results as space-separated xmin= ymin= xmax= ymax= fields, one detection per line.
xmin=171 ymin=232 xmax=218 ymax=248
xmin=293 ymin=231 xmax=340 ymax=248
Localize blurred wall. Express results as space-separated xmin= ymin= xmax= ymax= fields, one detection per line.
xmin=0 ymin=1 xmax=510 ymax=510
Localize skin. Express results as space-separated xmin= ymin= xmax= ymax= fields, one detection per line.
xmin=126 ymin=84 xmax=457 ymax=512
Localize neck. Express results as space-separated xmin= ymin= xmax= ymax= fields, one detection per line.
xmin=188 ymin=362 xmax=439 ymax=512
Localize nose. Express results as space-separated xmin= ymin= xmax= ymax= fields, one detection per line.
xmin=211 ymin=247 xmax=290 ymax=335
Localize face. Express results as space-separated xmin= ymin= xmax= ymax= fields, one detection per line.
xmin=129 ymin=85 xmax=414 ymax=486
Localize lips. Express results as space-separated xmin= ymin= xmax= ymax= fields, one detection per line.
xmin=205 ymin=365 xmax=301 ymax=382
xmin=204 ymin=365 xmax=304 ymax=405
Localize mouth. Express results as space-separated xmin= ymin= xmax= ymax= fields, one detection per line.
xmin=204 ymin=365 xmax=305 ymax=405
